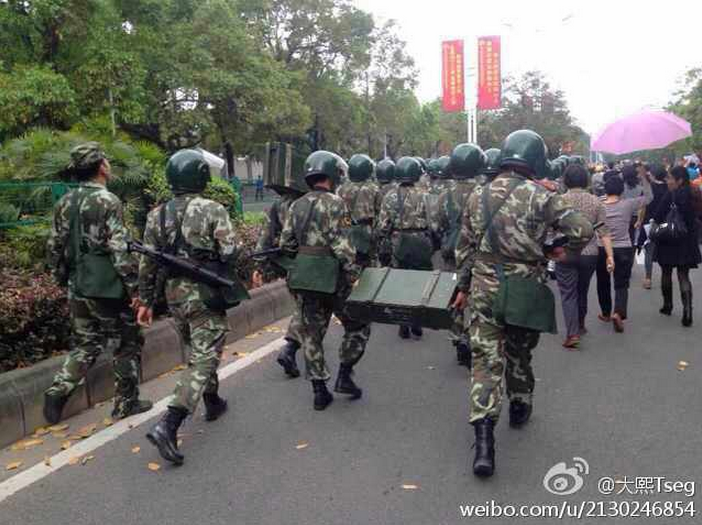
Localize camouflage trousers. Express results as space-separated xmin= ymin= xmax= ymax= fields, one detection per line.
xmin=169 ymin=299 xmax=229 ymax=414
xmin=46 ymin=297 xmax=143 ymax=417
xmin=295 ymin=290 xmax=370 ymax=381
xmin=468 ymin=285 xmax=539 ymax=424
xmin=285 ymin=301 xmax=303 ymax=346
xmin=442 ymin=256 xmax=469 ymax=348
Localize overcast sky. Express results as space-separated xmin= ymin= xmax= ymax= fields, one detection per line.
xmin=354 ymin=0 xmax=701 ymax=136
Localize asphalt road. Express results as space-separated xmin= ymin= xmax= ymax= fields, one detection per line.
xmin=1 ymin=264 xmax=700 ymax=525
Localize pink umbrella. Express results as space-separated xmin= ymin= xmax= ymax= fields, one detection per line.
xmin=591 ymin=110 xmax=692 ymax=155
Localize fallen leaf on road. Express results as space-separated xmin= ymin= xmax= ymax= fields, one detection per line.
xmin=52 ymin=432 xmax=68 ymax=439
xmin=128 ymin=424 xmax=134 ymax=430
xmin=172 ymin=364 xmax=187 ymax=372
xmin=6 ymin=461 xmax=22 ymax=471
xmin=68 ymin=457 xmax=80 ymax=466
xmin=235 ymin=351 xmax=249 ymax=357
xmin=48 ymin=424 xmax=69 ymax=432
xmin=44 ymin=456 xmax=51 ymax=467
xmin=426 ymin=366 xmax=436 ymax=370
xmin=401 ymin=484 xmax=419 ymax=490
xmin=61 ymin=441 xmax=72 ymax=450
xmin=33 ymin=427 xmax=50 ymax=437
xmin=103 ymin=418 xmax=113 ymax=427
xmin=677 ymin=360 xmax=690 ymax=371
xmin=197 ymin=430 xmax=204 ymax=435
xmin=157 ymin=373 xmax=170 ymax=379
xmin=264 ymin=327 xmax=282 ymax=333
xmin=81 ymin=455 xmax=95 ymax=465
xmin=77 ymin=424 xmax=97 ymax=438
xmin=295 ymin=442 xmax=309 ymax=450
xmin=15 ymin=438 xmax=44 ymax=450
xmin=67 ymin=435 xmax=83 ymax=441
xmin=148 ymin=462 xmax=161 ymax=471
xmin=245 ymin=332 xmax=261 ymax=339
xmin=131 ymin=446 xmax=141 ymax=454
xmin=177 ymin=439 xmax=183 ymax=447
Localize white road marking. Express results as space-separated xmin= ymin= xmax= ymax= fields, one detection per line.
xmin=0 ymin=337 xmax=284 ymax=504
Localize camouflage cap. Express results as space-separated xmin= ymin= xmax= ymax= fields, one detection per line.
xmin=69 ymin=142 xmax=106 ymax=171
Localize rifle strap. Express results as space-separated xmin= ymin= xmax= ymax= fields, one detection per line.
xmin=297 ymin=193 xmax=318 ymax=246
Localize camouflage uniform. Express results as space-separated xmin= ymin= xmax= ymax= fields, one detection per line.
xmin=456 ymin=172 xmax=593 ymax=424
xmin=139 ymin=195 xmax=241 ymax=414
xmin=433 ymin=179 xmax=478 ymax=349
xmin=337 ymin=179 xmax=381 ymax=266
xmin=376 ymin=181 xmax=397 ymax=266
xmin=255 ymin=194 xmax=302 ymax=346
xmin=46 ymin=180 xmax=143 ymax=418
xmin=377 ymin=183 xmax=433 ymax=270
xmin=280 ymin=190 xmax=369 ymax=381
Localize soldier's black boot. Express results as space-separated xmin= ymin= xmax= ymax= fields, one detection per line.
xmin=276 ymin=340 xmax=301 ymax=378
xmin=472 ymin=418 xmax=495 ymax=478
xmin=312 ymin=380 xmax=333 ymax=411
xmin=112 ymin=399 xmax=154 ymax=420
xmin=398 ymin=325 xmax=410 ymax=339
xmin=334 ymin=364 xmax=362 ymax=399
xmin=43 ymin=392 xmax=69 ymax=425
xmin=203 ymin=393 xmax=228 ymax=421
xmin=509 ymin=400 xmax=533 ymax=428
xmin=682 ymin=291 xmax=693 ymax=327
xmin=146 ymin=407 xmax=187 ymax=465
xmin=411 ymin=325 xmax=423 ymax=339
xmin=456 ymin=342 xmax=472 ymax=368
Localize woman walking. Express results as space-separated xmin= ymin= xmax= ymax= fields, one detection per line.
xmin=638 ymin=165 xmax=669 ymax=289
xmin=653 ymin=166 xmax=702 ymax=327
xmin=596 ymin=173 xmax=652 ymax=332
xmin=556 ymin=165 xmax=615 ymax=349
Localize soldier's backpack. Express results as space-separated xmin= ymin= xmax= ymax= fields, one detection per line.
xmin=287 ymin=195 xmax=340 ymax=294
xmin=346 ymin=187 xmax=372 ymax=256
xmin=481 ymin=181 xmax=557 ymax=334
xmin=68 ymin=188 xmax=126 ymax=300
xmin=393 ymin=187 xmax=433 ymax=270
xmin=160 ymin=198 xmax=249 ymax=311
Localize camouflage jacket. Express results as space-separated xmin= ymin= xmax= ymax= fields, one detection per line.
xmin=256 ymin=194 xmax=298 ymax=252
xmin=280 ymin=189 xmax=360 ymax=284
xmin=337 ymin=180 xmax=381 ymax=225
xmin=456 ymin=172 xmax=593 ymax=293
xmin=139 ymin=194 xmax=242 ymax=307
xmin=48 ymin=182 xmax=138 ymax=298
xmin=428 ymin=178 xmax=453 ymax=196
xmin=378 ymin=183 xmax=430 ymax=235
xmin=432 ymin=179 xmax=478 ymax=245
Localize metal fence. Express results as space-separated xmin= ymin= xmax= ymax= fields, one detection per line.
xmin=0 ymin=182 xmax=77 ymax=229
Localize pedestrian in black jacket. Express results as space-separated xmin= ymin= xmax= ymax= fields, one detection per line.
xmin=653 ymin=166 xmax=702 ymax=326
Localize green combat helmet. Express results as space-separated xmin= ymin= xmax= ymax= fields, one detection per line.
xmin=499 ymin=129 xmax=549 ymax=179
xmin=426 ymin=158 xmax=440 ymax=177
xmin=450 ymin=143 xmax=487 ymax=180
xmin=481 ymin=148 xmax=502 ymax=177
xmin=436 ymin=155 xmax=452 ymax=179
xmin=166 ymin=149 xmax=211 ymax=193
xmin=376 ymin=159 xmax=396 ymax=185
xmin=414 ymin=157 xmax=428 ymax=175
xmin=396 ymin=157 xmax=423 ymax=184
xmin=348 ymin=154 xmax=375 ymax=183
xmin=304 ymin=150 xmax=344 ymax=189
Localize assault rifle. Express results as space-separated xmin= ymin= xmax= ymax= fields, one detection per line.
xmin=250 ymin=247 xmax=283 ymax=260
xmin=129 ymin=241 xmax=237 ymax=289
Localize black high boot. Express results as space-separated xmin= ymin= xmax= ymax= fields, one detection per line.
xmin=509 ymin=400 xmax=533 ymax=428
xmin=112 ymin=398 xmax=153 ymax=420
xmin=43 ymin=392 xmax=69 ymax=425
xmin=398 ymin=325 xmax=410 ymax=339
xmin=472 ymin=419 xmax=496 ymax=478
xmin=660 ymin=278 xmax=673 ymax=315
xmin=312 ymin=380 xmax=333 ymax=411
xmin=146 ymin=407 xmax=187 ymax=465
xmin=411 ymin=325 xmax=423 ymax=339
xmin=682 ymin=290 xmax=693 ymax=327
xmin=276 ymin=340 xmax=300 ymax=378
xmin=456 ymin=342 xmax=472 ymax=368
xmin=334 ymin=364 xmax=362 ymax=399
xmin=203 ymin=393 xmax=228 ymax=421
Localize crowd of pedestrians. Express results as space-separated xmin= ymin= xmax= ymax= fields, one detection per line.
xmin=556 ymin=157 xmax=702 ymax=348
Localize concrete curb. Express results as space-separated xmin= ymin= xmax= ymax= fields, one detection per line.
xmin=0 ymin=281 xmax=293 ymax=449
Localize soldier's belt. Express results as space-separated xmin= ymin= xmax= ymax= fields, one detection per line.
xmin=475 ymin=252 xmax=541 ymax=266
xmin=397 ymin=228 xmax=428 ymax=233
xmin=298 ymin=245 xmax=333 ymax=256
xmin=352 ymin=218 xmax=374 ymax=226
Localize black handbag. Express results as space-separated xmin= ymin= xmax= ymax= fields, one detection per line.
xmin=651 ymin=203 xmax=688 ymax=245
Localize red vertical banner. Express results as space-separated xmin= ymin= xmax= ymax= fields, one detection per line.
xmin=441 ymin=40 xmax=465 ymax=112
xmin=478 ymin=36 xmax=502 ymax=110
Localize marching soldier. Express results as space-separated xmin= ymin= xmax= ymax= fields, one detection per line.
xmin=139 ymin=149 xmax=241 ymax=465
xmin=375 ymin=159 xmax=397 ymax=266
xmin=453 ymin=130 xmax=593 ymax=477
xmin=252 ymin=185 xmax=306 ymax=379
xmin=337 ymin=154 xmax=381 ymax=267
xmin=433 ymin=144 xmax=487 ymax=367
xmin=377 ymin=157 xmax=433 ymax=339
xmin=43 ymin=143 xmax=153 ymax=425
xmin=479 ymin=148 xmax=501 ymax=186
xmin=280 ymin=151 xmax=370 ymax=411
